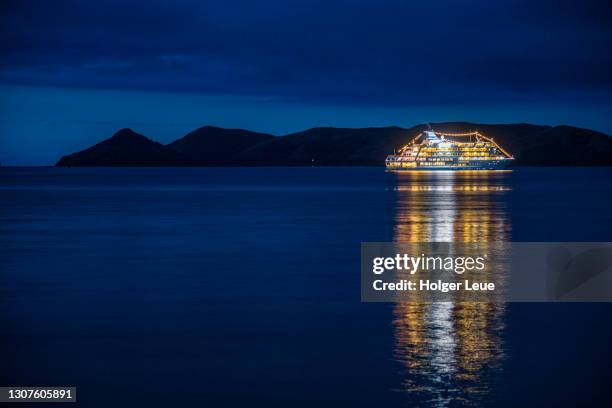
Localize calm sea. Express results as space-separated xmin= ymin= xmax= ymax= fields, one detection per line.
xmin=1 ymin=167 xmax=611 ymax=407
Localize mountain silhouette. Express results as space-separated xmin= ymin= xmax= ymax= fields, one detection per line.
xmin=56 ymin=123 xmax=612 ymax=167
xmin=167 ymin=126 xmax=275 ymax=166
xmin=56 ymin=128 xmax=175 ymax=167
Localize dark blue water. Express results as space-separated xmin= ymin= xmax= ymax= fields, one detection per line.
xmin=1 ymin=167 xmax=611 ymax=407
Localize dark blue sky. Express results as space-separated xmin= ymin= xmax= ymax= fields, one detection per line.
xmin=1 ymin=0 xmax=611 ymax=164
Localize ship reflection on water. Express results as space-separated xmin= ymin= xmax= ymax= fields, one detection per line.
xmin=391 ymin=170 xmax=511 ymax=407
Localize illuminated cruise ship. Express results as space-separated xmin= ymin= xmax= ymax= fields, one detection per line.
xmin=386 ymin=129 xmax=514 ymax=170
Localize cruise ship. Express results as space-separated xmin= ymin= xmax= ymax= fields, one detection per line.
xmin=386 ymin=128 xmax=514 ymax=170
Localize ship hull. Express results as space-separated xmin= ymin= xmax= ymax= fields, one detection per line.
xmin=385 ymin=158 xmax=513 ymax=171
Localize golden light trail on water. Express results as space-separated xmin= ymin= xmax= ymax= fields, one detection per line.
xmin=392 ymin=170 xmax=509 ymax=406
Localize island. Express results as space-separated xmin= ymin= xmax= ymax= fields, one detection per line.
xmin=56 ymin=122 xmax=612 ymax=167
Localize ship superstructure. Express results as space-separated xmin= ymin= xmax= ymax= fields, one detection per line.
xmin=386 ymin=129 xmax=513 ymax=170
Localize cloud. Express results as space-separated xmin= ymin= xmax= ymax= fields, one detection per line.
xmin=0 ymin=0 xmax=611 ymax=104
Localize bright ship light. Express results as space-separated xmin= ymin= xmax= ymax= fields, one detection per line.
xmin=386 ymin=129 xmax=514 ymax=171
